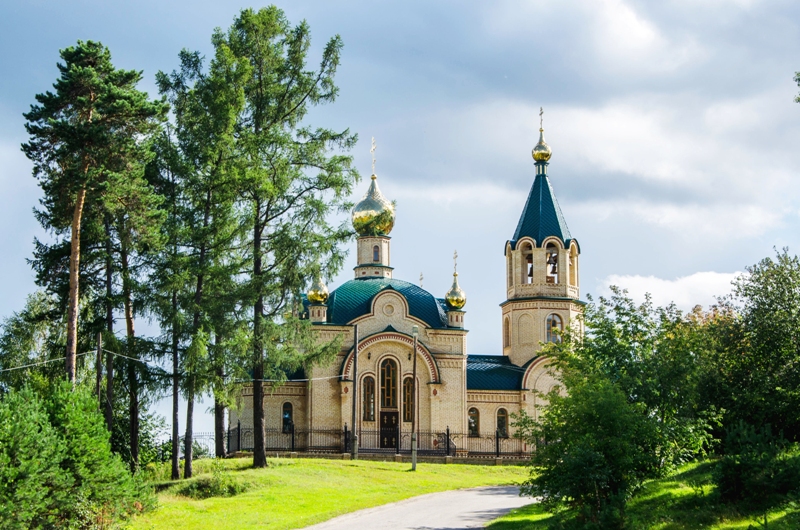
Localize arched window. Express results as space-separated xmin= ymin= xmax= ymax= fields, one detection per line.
xmin=546 ymin=243 xmax=558 ymax=284
xmin=363 ymin=376 xmax=375 ymax=421
xmin=402 ymin=377 xmax=413 ymax=422
xmin=468 ymin=408 xmax=480 ymax=437
xmin=503 ymin=317 xmax=510 ymax=348
xmin=569 ymin=246 xmax=578 ymax=287
xmin=506 ymin=254 xmax=513 ymax=287
xmin=380 ymin=359 xmax=397 ymax=409
xmin=282 ymin=402 xmax=293 ymax=433
xmin=497 ymin=408 xmax=508 ymax=438
xmin=373 ymin=245 xmax=380 ymax=262
xmin=546 ymin=313 xmax=563 ymax=343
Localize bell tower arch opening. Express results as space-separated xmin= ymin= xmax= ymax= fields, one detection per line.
xmin=546 ymin=242 xmax=558 ymax=284
xmin=521 ymin=242 xmax=533 ymax=284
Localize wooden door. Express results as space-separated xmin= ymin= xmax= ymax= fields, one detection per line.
xmin=380 ymin=411 xmax=398 ymax=448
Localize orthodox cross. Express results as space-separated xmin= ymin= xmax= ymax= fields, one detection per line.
xmin=371 ymin=137 xmax=377 ymax=174
xmin=453 ymin=250 xmax=458 ymax=274
xmin=539 ymin=107 xmax=544 ymax=130
xmin=419 ymin=272 xmax=424 ymax=288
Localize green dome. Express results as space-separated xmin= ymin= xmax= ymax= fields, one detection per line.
xmin=323 ymin=278 xmax=448 ymax=328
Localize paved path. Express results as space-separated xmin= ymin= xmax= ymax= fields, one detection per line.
xmin=303 ymin=486 xmax=533 ymax=530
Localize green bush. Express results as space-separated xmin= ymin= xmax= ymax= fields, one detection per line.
xmin=0 ymin=383 xmax=154 ymax=528
xmin=177 ymin=458 xmax=248 ymax=499
xmin=514 ymin=376 xmax=661 ymax=529
xmin=714 ymin=421 xmax=800 ymax=507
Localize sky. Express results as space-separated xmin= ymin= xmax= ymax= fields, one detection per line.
xmin=2 ymin=0 xmax=800 ymax=432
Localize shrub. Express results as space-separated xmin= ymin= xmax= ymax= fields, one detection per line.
xmin=177 ymin=458 xmax=248 ymax=499
xmin=514 ymin=376 xmax=661 ymax=529
xmin=714 ymin=421 xmax=800 ymax=507
xmin=0 ymin=383 xmax=154 ymax=528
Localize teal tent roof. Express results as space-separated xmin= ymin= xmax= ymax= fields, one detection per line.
xmin=466 ymin=355 xmax=524 ymax=390
xmin=510 ymin=170 xmax=574 ymax=250
xmin=322 ymin=278 xmax=448 ymax=328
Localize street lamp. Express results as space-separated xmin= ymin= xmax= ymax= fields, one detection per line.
xmin=351 ymin=324 xmax=359 ymax=460
xmin=411 ymin=325 xmax=419 ymax=471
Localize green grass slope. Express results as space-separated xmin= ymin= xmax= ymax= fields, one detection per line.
xmin=131 ymin=458 xmax=527 ymax=529
xmin=488 ymin=462 xmax=800 ymax=529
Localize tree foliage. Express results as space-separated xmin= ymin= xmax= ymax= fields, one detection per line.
xmin=513 ymin=289 xmax=720 ymax=527
xmin=705 ymin=249 xmax=800 ymax=441
xmin=0 ymin=384 xmax=152 ymax=528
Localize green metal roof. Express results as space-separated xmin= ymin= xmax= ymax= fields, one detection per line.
xmin=466 ymin=354 xmax=524 ymax=390
xmin=510 ymin=169 xmax=575 ymax=250
xmin=324 ymin=278 xmax=448 ymax=329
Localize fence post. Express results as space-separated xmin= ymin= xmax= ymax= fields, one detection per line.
xmin=237 ymin=420 xmax=241 ymax=453
xmin=446 ymin=426 xmax=450 ymax=456
xmin=291 ymin=422 xmax=295 ymax=452
xmin=496 ymin=429 xmax=500 ymax=457
xmin=344 ymin=424 xmax=349 ymax=453
xmin=396 ymin=424 xmax=400 ymax=454
xmin=227 ymin=427 xmax=230 ymax=455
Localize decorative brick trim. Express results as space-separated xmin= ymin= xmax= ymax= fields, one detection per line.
xmin=522 ymin=356 xmax=552 ymax=389
xmin=341 ymin=332 xmax=440 ymax=382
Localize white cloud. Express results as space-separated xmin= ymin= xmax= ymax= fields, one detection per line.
xmin=598 ymin=271 xmax=740 ymax=310
xmin=590 ymin=0 xmax=706 ymax=74
xmin=381 ymin=89 xmax=800 ymax=241
xmin=482 ymin=0 xmax=707 ymax=75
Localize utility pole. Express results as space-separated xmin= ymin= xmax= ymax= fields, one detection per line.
xmin=411 ymin=325 xmax=419 ymax=471
xmin=351 ymin=324 xmax=359 ymax=460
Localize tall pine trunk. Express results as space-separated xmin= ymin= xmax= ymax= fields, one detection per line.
xmin=253 ymin=201 xmax=267 ymax=468
xmin=104 ymin=217 xmax=115 ymax=431
xmin=214 ymin=334 xmax=226 ymax=458
xmin=65 ymin=185 xmax=87 ymax=383
xmin=185 ymin=190 xmax=211 ymax=478
xmin=120 ymin=222 xmax=139 ymax=471
xmin=171 ymin=290 xmax=180 ymax=480
xmin=184 ymin=375 xmax=195 ymax=477
xmin=214 ymin=397 xmax=226 ymax=458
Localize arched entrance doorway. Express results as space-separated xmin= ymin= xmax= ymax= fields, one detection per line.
xmin=379 ymin=358 xmax=398 ymax=448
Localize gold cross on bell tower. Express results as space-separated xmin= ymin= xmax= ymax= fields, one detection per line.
xmin=539 ymin=107 xmax=544 ymax=131
xmin=453 ymin=250 xmax=458 ymax=274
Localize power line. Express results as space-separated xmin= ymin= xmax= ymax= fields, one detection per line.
xmin=0 ymin=351 xmax=94 ymax=373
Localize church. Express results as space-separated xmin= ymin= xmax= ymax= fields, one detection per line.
xmin=230 ymin=120 xmax=584 ymax=453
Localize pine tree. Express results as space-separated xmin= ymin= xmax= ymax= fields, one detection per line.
xmin=22 ymin=41 xmax=167 ymax=383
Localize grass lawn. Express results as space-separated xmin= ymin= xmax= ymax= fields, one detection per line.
xmin=487 ymin=461 xmax=800 ymax=529
xmin=130 ymin=457 xmax=527 ymax=529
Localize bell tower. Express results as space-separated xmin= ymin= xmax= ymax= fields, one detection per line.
xmin=501 ymin=110 xmax=584 ymax=367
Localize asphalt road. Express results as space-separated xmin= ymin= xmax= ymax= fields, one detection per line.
xmin=303 ymin=486 xmax=533 ymax=530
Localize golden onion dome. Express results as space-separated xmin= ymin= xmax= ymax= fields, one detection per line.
xmin=532 ymin=128 xmax=552 ymax=162
xmin=352 ymin=174 xmax=395 ymax=236
xmin=307 ymin=276 xmax=329 ymax=305
xmin=445 ymin=272 xmax=467 ymax=310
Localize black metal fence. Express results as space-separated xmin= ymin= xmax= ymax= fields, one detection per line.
xmin=223 ymin=422 xmax=531 ymax=458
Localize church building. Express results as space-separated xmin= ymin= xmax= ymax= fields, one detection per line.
xmin=231 ymin=121 xmax=584 ymax=450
